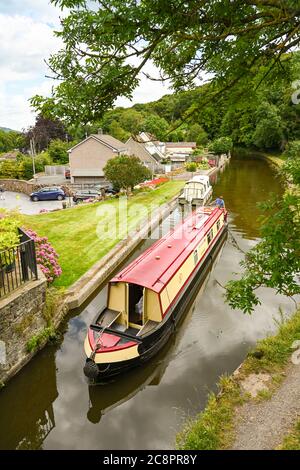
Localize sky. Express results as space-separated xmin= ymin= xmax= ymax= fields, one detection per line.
xmin=0 ymin=0 xmax=170 ymax=131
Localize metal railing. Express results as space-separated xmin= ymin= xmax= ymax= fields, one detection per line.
xmin=0 ymin=229 xmax=38 ymax=299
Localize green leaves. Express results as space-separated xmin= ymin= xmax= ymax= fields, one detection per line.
xmin=225 ymin=191 xmax=300 ymax=313
xmin=103 ymin=154 xmax=152 ymax=191
xmin=33 ymin=1 xmax=300 ymax=125
xmin=0 ymin=210 xmax=21 ymax=254
xmin=209 ymin=137 xmax=233 ymax=156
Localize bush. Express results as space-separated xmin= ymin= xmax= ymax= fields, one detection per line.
xmin=0 ymin=152 xmax=52 ymax=180
xmin=0 ymin=160 xmax=21 ymax=179
xmin=48 ymin=139 xmax=73 ymax=164
xmin=186 ymin=162 xmax=197 ymax=172
xmin=197 ymin=161 xmax=210 ymax=170
xmin=0 ymin=210 xmax=21 ymax=253
xmin=24 ymin=229 xmax=62 ymax=283
xmin=103 ymin=154 xmax=152 ymax=192
xmin=283 ymin=141 xmax=300 ymax=159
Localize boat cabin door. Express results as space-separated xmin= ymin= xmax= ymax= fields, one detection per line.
xmin=127 ymin=283 xmax=145 ymax=327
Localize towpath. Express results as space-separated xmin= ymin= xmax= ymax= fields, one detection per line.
xmin=231 ymin=363 xmax=300 ymax=450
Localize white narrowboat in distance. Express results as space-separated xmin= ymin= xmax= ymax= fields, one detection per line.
xmin=178 ymin=175 xmax=213 ymax=206
xmin=83 ymin=206 xmax=228 ymax=380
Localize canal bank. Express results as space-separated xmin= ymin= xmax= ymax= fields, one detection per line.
xmin=0 ymin=155 xmax=296 ymax=450
xmin=177 ymin=308 xmax=300 ymax=450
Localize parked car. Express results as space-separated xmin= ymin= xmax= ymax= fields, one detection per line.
xmin=30 ymin=187 xmax=66 ymax=202
xmin=105 ymin=184 xmax=119 ymax=195
xmin=73 ymin=189 xmax=102 ymax=203
xmin=92 ymin=183 xmax=118 ymax=195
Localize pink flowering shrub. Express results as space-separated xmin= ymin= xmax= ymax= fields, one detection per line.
xmin=83 ymin=198 xmax=96 ymax=204
xmin=25 ymin=228 xmax=62 ymax=283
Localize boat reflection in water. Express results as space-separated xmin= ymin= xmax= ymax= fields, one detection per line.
xmin=0 ymin=347 xmax=58 ymax=450
xmin=87 ymin=231 xmax=227 ymax=424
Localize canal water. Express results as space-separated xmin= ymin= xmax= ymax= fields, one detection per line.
xmin=0 ymin=156 xmax=294 ymax=450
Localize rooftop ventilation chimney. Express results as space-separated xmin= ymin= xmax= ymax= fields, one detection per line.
xmin=98 ymin=128 xmax=103 ymax=135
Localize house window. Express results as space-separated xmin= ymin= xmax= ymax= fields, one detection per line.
xmin=217 ymin=220 xmax=221 ymax=231
xmin=194 ymin=249 xmax=199 ymax=265
xmin=207 ymin=229 xmax=213 ymax=244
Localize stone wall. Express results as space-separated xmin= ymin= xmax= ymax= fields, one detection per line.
xmin=0 ymin=274 xmax=47 ymax=384
xmin=0 ymin=179 xmax=41 ymax=195
xmin=0 ymin=179 xmax=73 ymax=196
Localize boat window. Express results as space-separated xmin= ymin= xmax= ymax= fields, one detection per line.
xmin=194 ymin=249 xmax=199 ymax=265
xmin=217 ymin=220 xmax=221 ymax=231
xmin=207 ymin=229 xmax=213 ymax=244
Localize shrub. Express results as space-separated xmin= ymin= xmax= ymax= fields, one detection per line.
xmin=103 ymin=154 xmax=152 ymax=192
xmin=0 ymin=210 xmax=21 ymax=265
xmin=26 ymin=326 xmax=57 ymax=353
xmin=24 ymin=229 xmax=62 ymax=283
xmin=0 ymin=160 xmax=21 ymax=179
xmin=186 ymin=162 xmax=197 ymax=172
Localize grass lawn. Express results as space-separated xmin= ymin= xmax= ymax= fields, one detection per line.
xmin=22 ymin=181 xmax=184 ymax=287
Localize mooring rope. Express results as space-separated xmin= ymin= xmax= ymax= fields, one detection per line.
xmin=227 ymin=227 xmax=247 ymax=254
xmin=213 ymin=225 xmax=246 ymax=290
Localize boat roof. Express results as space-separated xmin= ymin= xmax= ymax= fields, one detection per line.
xmin=192 ymin=175 xmax=210 ymax=182
xmin=111 ymin=207 xmax=224 ymax=293
xmin=186 ymin=175 xmax=210 ymax=184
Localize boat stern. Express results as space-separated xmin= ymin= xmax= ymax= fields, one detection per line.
xmin=83 ymin=327 xmax=141 ymax=379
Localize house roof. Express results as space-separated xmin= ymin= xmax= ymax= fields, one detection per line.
xmin=111 ymin=207 xmax=223 ymax=293
xmin=68 ymin=134 xmax=127 ymax=153
xmin=138 ymin=132 xmax=159 ymax=145
xmin=165 ymin=142 xmax=196 ymax=148
xmin=126 ymin=137 xmax=160 ymax=164
xmin=91 ymin=134 xmax=126 ymax=151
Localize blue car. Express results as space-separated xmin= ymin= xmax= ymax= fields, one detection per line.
xmin=30 ymin=187 xmax=66 ymax=202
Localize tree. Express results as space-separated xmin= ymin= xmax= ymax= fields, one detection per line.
xmin=18 ymin=153 xmax=52 ymax=180
xmin=226 ymin=150 xmax=300 ymax=313
xmin=48 ymin=139 xmax=71 ymax=164
xmin=103 ymin=155 xmax=151 ymax=192
xmin=108 ymin=120 xmax=130 ymax=142
xmin=209 ymin=137 xmax=233 ymax=156
xmin=119 ymin=109 xmax=144 ymax=135
xmin=0 ymin=130 xmax=25 ymax=153
xmin=25 ymin=115 xmax=68 ymax=152
xmin=31 ymin=1 xmax=300 ymax=125
xmin=142 ymin=115 xmax=169 ymax=141
xmin=186 ymin=123 xmax=208 ymax=146
xmin=252 ymin=102 xmax=284 ymax=150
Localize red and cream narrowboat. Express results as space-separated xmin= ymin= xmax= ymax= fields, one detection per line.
xmin=83 ymin=206 xmax=228 ymax=380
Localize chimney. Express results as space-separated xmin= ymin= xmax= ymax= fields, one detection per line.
xmin=98 ymin=128 xmax=103 ymax=135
